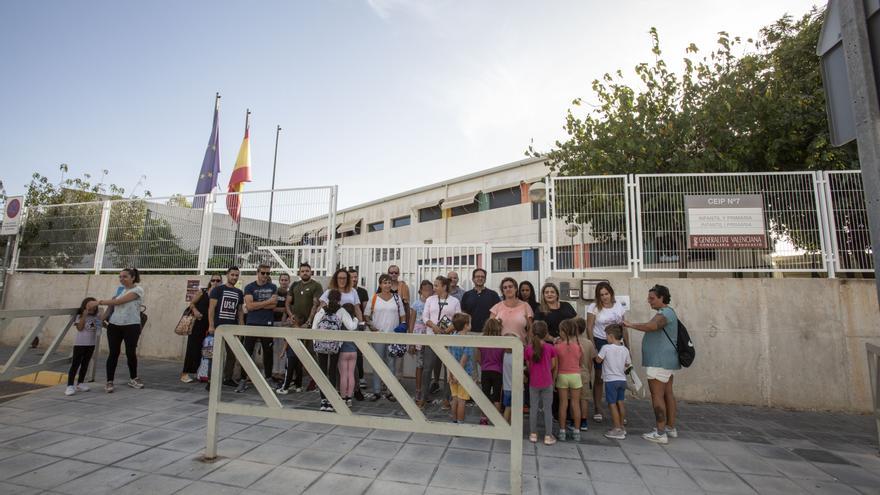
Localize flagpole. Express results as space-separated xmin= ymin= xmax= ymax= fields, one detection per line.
xmin=267 ymin=124 xmax=281 ymax=241
xmin=233 ymin=109 xmax=250 ymax=257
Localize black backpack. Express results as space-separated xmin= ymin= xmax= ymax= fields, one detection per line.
xmin=662 ymin=317 xmax=695 ymax=368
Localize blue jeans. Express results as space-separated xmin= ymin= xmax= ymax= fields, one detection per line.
xmin=371 ymin=343 xmax=399 ymax=394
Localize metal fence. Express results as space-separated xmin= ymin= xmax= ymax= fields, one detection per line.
xmin=548 ymin=170 xmax=873 ymax=277
xmin=13 ymin=186 xmax=337 ymax=274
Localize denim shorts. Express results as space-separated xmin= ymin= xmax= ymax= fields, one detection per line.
xmin=604 ymin=380 xmax=627 ymax=404
xmin=502 ymin=390 xmax=512 ymax=407
xmin=593 ymin=337 xmax=608 ymax=371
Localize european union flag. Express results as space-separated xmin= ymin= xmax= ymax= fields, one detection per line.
xmin=193 ymin=94 xmax=221 ymax=209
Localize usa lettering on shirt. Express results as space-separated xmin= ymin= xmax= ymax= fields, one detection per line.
xmin=219 ymin=291 xmax=240 ymax=320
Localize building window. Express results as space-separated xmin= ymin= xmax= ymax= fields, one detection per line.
xmin=451 ymin=201 xmax=479 ymax=217
xmin=531 ymin=202 xmax=546 ymax=220
xmin=418 ymin=206 xmax=442 ymax=222
xmin=368 ymin=221 xmax=384 ymax=232
xmin=392 ymin=215 xmax=411 ymax=228
xmin=492 ymin=251 xmax=523 ymax=273
xmin=488 ymin=186 xmax=522 ymax=209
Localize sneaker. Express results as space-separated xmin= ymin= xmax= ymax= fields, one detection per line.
xmin=326 ymin=403 xmax=335 ymax=413
xmin=544 ymin=435 xmax=556 ymax=446
xmin=345 ymin=397 xmax=353 ymax=407
xmin=429 ymin=382 xmax=440 ymax=395
xmin=180 ymin=375 xmax=195 ymax=383
xmin=529 ymin=433 xmax=538 ymax=443
xmin=665 ymin=427 xmax=678 ymax=438
xmin=75 ymin=383 xmax=90 ymax=392
xmin=571 ymin=431 xmax=581 ymax=442
xmin=579 ymin=419 xmax=589 ymax=431
xmin=293 ymin=387 xmax=303 ymax=393
xmin=441 ymin=400 xmax=451 ymax=410
xmin=365 ymin=393 xmax=380 ymax=402
xmin=276 ymin=387 xmax=289 ymax=395
xmin=105 ymin=382 xmax=114 ymax=393
xmin=385 ymin=394 xmax=397 ymax=403
xmin=593 ymin=413 xmax=603 ymax=423
xmin=642 ymin=429 xmax=669 ymax=444
xmin=128 ymin=378 xmax=145 ymax=389
xmin=222 ymin=379 xmax=238 ymax=387
xmin=65 ymin=385 xmax=76 ymax=396
xmin=557 ymin=430 xmax=567 ymax=442
xmin=359 ymin=378 xmax=367 ymax=388
xmin=319 ymin=399 xmax=329 ymax=411
xmin=235 ymin=381 xmax=248 ymax=393
xmin=604 ymin=428 xmax=626 ymax=440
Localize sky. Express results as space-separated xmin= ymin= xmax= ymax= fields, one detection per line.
xmin=0 ymin=0 xmax=819 ymax=209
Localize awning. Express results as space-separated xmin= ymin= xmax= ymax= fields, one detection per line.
xmin=483 ymin=180 xmax=523 ymax=193
xmin=441 ymin=191 xmax=481 ymax=209
xmin=411 ymin=199 xmax=442 ymax=211
xmin=336 ymin=218 xmax=362 ymax=234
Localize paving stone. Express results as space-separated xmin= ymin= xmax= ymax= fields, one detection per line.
xmin=393 ymin=443 xmax=447 ymax=463
xmin=591 ymin=480 xmax=648 ymax=495
xmin=2 ymin=430 xmax=76 ymax=451
xmin=231 ymin=424 xmax=286 ymax=442
xmin=33 ymin=435 xmax=110 ymax=457
xmin=202 ymin=459 xmax=275 ymax=487
xmin=329 ymin=452 xmax=388 ymax=478
xmin=303 ymin=472 xmax=373 ymax=495
xmin=633 ymin=465 xmax=700 ymax=490
xmin=114 ymin=447 xmax=189 ymax=472
xmin=534 ymin=441 xmax=582 ymax=459
xmin=429 ymin=465 xmax=485 ymax=490
xmin=378 ymin=459 xmax=436 ymax=485
xmin=740 ymin=474 xmax=804 ymax=494
xmin=812 ymin=463 xmax=880 ymax=488
xmin=0 ymin=448 xmax=25 ymax=462
xmin=246 ymin=465 xmax=323 ymax=495
xmin=267 ymin=430 xmax=322 ymax=448
xmin=487 ymin=452 xmax=538 ymax=475
xmin=157 ymin=432 xmax=206 ymax=453
xmin=0 ymin=482 xmax=42 ymax=495
xmin=293 ymin=421 xmax=336 ymax=434
xmin=449 ymin=436 xmax=492 ymax=451
xmin=0 ymin=452 xmax=60 ymax=479
xmin=215 ymin=437 xmax=262 ymax=458
xmin=240 ymin=442 xmax=300 ymax=465
xmin=483 ymin=471 xmax=540 ymax=495
xmin=624 ymin=447 xmax=680 ymax=467
xmin=53 ymin=466 xmax=145 ymax=495
xmin=764 ymin=458 xmax=835 ymax=481
xmin=285 ymin=448 xmax=345 ymax=471
xmin=408 ymin=433 xmax=451 ymax=446
xmin=96 ymin=408 xmax=153 ymax=423
xmin=792 ymin=478 xmax=863 ymax=495
xmin=368 ymin=429 xmax=412 ymax=442
xmin=90 ymin=422 xmax=152 ymax=441
xmin=792 ymin=448 xmax=854 ymax=465
xmin=716 ymin=453 xmax=782 ymax=476
xmin=8 ymin=458 xmax=102 ymax=489
xmin=697 ymin=439 xmax=755 ymax=457
xmin=129 ymin=411 xmax=186 ymax=427
xmin=330 ymin=425 xmax=373 ymax=438
xmin=114 ymin=473 xmax=192 ymax=495
xmin=365 ymin=479 xmax=427 ymax=495
xmin=537 ymin=455 xmax=589 ymax=479
xmin=586 ymin=460 xmax=641 ymax=483
xmin=579 ymin=444 xmax=629 ymax=463
xmin=667 ymin=449 xmax=730 ymax=471
xmin=423 ymin=487 xmax=481 ymax=495
xmin=307 ymin=433 xmax=361 ymax=452
xmin=157 ymin=455 xmax=229 ymax=479
xmin=175 ymin=481 xmax=245 ymax=495
xmin=161 ymin=417 xmax=207 ymax=432
xmin=687 ymin=469 xmax=757 ymax=493
xmin=76 ymin=441 xmax=150 ymax=464
xmin=441 ymin=447 xmax=490 ymax=468
xmin=351 ymin=438 xmax=403 ymax=458
xmin=124 ymin=428 xmax=185 ymax=446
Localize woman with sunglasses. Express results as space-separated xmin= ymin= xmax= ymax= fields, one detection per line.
xmin=180 ymin=274 xmax=222 ymax=383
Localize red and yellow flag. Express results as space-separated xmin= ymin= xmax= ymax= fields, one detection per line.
xmin=226 ymin=112 xmax=252 ymax=223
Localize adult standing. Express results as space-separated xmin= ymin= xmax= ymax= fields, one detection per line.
xmin=287 ymin=263 xmax=323 ymax=325
xmin=460 ymin=268 xmax=500 ymax=334
xmin=349 ymin=267 xmax=370 ymax=396
xmin=587 ymin=281 xmax=626 ymax=423
xmin=491 ymin=277 xmax=534 ymax=343
xmin=624 ymin=285 xmax=680 ymax=444
xmin=447 ymin=271 xmax=465 ymax=301
xmin=321 ymin=269 xmax=363 ymax=320
xmin=209 ymin=266 xmax=245 ymax=387
xmin=272 ymin=272 xmax=292 ymax=381
xmin=364 ymin=274 xmax=406 ymax=402
xmin=517 ymin=281 xmax=540 ymax=316
xmin=418 ymin=275 xmax=462 ymax=408
xmin=534 ymin=283 xmax=577 ymax=339
xmin=99 ymin=267 xmax=145 ymax=393
xmin=241 ymin=263 xmax=278 ymax=387
xmin=180 ymin=274 xmax=222 ymax=383
xmin=388 ymin=265 xmax=410 ymax=315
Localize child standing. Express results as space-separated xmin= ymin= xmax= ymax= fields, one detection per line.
xmin=525 ymin=321 xmax=558 ymax=445
xmin=66 ymin=298 xmax=100 ymax=396
xmin=595 ymin=324 xmax=631 ymax=439
xmin=337 ymin=303 xmax=360 ymax=406
xmin=410 ymin=280 xmax=433 ymax=402
xmin=276 ymin=314 xmax=306 ymax=394
xmin=448 ymin=313 xmax=474 ymax=424
xmin=554 ymin=319 xmax=584 ymax=442
xmin=574 ymin=317 xmax=596 ymax=431
xmin=476 ymin=319 xmax=505 ymax=425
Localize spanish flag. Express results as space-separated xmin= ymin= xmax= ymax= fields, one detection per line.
xmin=226 ymin=110 xmax=252 ymax=223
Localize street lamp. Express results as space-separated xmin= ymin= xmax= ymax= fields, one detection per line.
xmin=529 ymin=181 xmax=547 ymax=243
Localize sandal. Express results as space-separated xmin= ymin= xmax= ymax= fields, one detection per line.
xmin=544 ymin=435 xmax=557 ymax=446
xmin=529 ymin=433 xmax=538 ymax=443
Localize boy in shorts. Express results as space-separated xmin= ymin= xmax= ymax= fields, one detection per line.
xmin=595 ymin=324 xmax=631 ymax=439
xmin=448 ymin=313 xmax=474 ymax=424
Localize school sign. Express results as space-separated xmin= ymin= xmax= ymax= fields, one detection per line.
xmin=685 ymin=195 xmax=767 ymax=249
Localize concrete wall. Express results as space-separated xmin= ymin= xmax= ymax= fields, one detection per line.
xmin=2 ymin=272 xmax=878 ymax=413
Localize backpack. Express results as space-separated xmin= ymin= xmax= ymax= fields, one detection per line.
xmin=313 ymin=310 xmax=342 ymax=354
xmin=662 ymin=317 xmax=695 ymax=368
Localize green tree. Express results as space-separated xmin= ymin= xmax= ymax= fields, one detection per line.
xmin=530 ymin=8 xmax=858 ymax=265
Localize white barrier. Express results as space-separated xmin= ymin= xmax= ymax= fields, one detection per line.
xmin=205 ymin=325 xmax=525 ymax=494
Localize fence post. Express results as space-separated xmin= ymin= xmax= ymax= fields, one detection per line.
xmin=93 ymin=201 xmax=112 ymax=274
xmin=197 ymin=193 xmax=215 ymax=275
xmin=546 ymin=177 xmax=556 ymax=272
xmin=627 ymin=175 xmax=640 ymax=278
xmin=813 ymin=172 xmax=836 ymax=279
xmin=326 ymin=186 xmax=339 ymax=273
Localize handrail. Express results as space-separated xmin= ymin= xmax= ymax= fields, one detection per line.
xmin=0 ymin=308 xmax=102 ymax=382
xmin=867 ymin=343 xmax=880 ymax=453
xmin=206 ymin=325 xmax=525 ymax=495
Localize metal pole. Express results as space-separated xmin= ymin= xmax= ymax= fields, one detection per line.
xmin=839 ymin=1 xmax=880 ymax=306
xmin=267 ymin=125 xmax=281 ymax=241
xmin=0 ymin=237 xmax=11 ymax=308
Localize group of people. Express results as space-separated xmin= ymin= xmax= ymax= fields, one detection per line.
xmin=66 ymin=263 xmax=683 ymax=446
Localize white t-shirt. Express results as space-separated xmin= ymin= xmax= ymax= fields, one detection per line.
xmin=587 ymin=301 xmax=626 ymax=340
xmin=365 ymin=294 xmax=405 ymax=333
xmin=319 ymin=289 xmax=361 ymax=307
xmin=598 ymin=343 xmax=631 ymax=382
xmin=109 ymin=286 xmax=144 ymax=326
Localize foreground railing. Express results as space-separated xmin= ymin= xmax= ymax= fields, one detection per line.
xmin=206 ymin=325 xmax=525 ymax=494
xmin=868 ymin=343 xmax=880 ymax=452
xmin=0 ymin=308 xmax=101 ymax=381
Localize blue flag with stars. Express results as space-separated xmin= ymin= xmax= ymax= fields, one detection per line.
xmin=193 ymin=96 xmax=221 ymax=208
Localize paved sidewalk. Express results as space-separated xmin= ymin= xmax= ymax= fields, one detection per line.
xmin=0 ymin=356 xmax=878 ymax=494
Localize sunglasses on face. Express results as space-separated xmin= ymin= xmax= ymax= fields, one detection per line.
xmin=259 ymin=271 xmax=270 ymax=275
xmin=210 ymin=279 xmax=221 ymax=283
xmin=388 ymin=271 xmax=399 ymax=275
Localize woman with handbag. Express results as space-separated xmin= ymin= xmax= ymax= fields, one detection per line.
xmin=179 ymin=275 xmax=222 ymax=383
xmin=364 ymin=274 xmax=407 ymax=402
